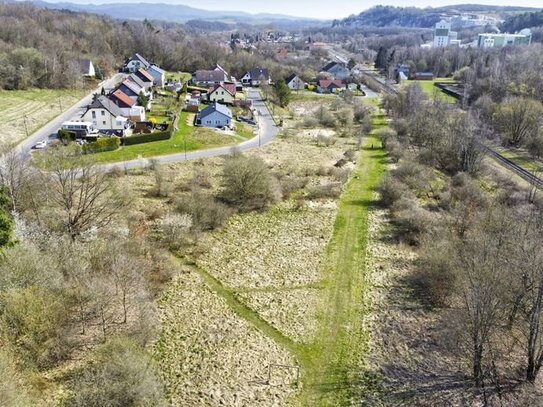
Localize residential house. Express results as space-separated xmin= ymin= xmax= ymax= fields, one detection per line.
xmin=147 ymin=65 xmax=166 ymax=88
xmin=192 ymin=70 xmax=226 ymax=87
xmin=212 ymin=64 xmax=236 ymax=83
xmin=134 ymin=68 xmax=154 ymax=87
xmin=118 ymin=80 xmax=143 ymax=102
xmin=109 ymin=90 xmax=146 ymax=122
xmin=77 ymin=59 xmax=95 ymax=78
xmin=81 ymin=95 xmax=131 ymax=134
xmin=130 ymin=71 xmax=153 ymax=91
xmin=208 ymin=84 xmax=236 ymax=105
xmin=285 ymin=74 xmax=304 ymax=91
xmin=321 ymin=62 xmax=350 ymax=80
xmin=124 ymin=53 xmax=150 ymax=73
xmin=241 ymin=68 xmax=271 ymax=86
xmin=197 ymin=102 xmax=233 ymax=128
xmin=317 ymin=79 xmax=346 ymax=94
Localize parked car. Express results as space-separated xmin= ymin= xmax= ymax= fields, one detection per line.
xmin=33 ymin=140 xmax=47 ymax=149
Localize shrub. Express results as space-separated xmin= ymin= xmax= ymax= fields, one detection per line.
xmin=414 ymin=237 xmax=456 ymax=307
xmin=83 ymin=137 xmax=120 ymax=154
xmin=219 ymin=154 xmax=275 ymax=211
xmin=378 ymin=175 xmax=413 ymax=207
xmin=279 ymin=176 xmax=308 ymax=199
xmin=306 ymin=182 xmax=343 ymax=199
xmin=65 ymin=336 xmax=165 ymax=407
xmin=154 ymin=213 xmax=192 ymax=251
xmin=314 ymin=106 xmax=336 ymax=128
xmin=302 ymin=116 xmax=319 ymax=128
xmin=316 ymin=132 xmax=336 ymax=147
xmin=175 ymin=192 xmax=231 ymax=232
xmin=331 ymin=167 xmax=352 ymax=184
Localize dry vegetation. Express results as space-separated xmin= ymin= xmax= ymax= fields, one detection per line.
xmin=0 ymin=89 xmax=86 ymax=144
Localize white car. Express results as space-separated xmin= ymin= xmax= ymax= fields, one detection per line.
xmin=33 ymin=140 xmax=47 ymax=149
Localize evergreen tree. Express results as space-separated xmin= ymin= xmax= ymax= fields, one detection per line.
xmin=273 ymin=79 xmax=291 ymax=108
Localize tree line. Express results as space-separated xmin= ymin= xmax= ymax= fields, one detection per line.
xmin=379 ymin=83 xmax=543 ymax=402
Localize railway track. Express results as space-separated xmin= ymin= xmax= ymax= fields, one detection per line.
xmin=358 ymin=67 xmax=543 ymax=190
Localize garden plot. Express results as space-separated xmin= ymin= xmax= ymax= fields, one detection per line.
xmin=0 ymin=89 xmax=86 ymax=144
xmin=155 ymin=266 xmax=298 ymax=407
xmin=237 ymin=288 xmax=320 ymax=343
xmin=197 ymin=203 xmax=336 ymax=289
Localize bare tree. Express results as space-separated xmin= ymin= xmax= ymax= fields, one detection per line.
xmin=39 ymin=148 xmax=125 ymax=240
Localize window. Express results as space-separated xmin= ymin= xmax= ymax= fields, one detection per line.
xmin=102 ymin=121 xmax=106 ymax=125
xmin=92 ymin=111 xmax=96 ymax=119
xmin=101 ymin=110 xmax=105 ymax=116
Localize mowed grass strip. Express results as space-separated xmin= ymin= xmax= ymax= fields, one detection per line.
xmin=297 ymin=111 xmax=387 ymax=406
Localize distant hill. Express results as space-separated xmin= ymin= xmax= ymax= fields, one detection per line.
xmin=333 ymin=4 xmax=540 ymax=29
xmin=16 ymin=0 xmax=325 ymax=27
xmin=501 ymin=10 xmax=543 ymax=32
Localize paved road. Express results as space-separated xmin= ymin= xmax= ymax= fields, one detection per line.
xmin=16 ymin=73 xmax=125 ymax=154
xmin=99 ymin=87 xmax=279 ymax=172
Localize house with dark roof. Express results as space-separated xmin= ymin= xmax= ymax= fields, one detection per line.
xmin=285 ymin=74 xmax=304 ymax=91
xmin=241 ymin=68 xmax=271 ymax=86
xmin=147 ymin=65 xmax=166 ymax=88
xmin=192 ymin=70 xmax=226 ymax=87
xmin=77 ymin=59 xmax=95 ymax=77
xmin=134 ymin=68 xmax=154 ymax=85
xmin=317 ymin=79 xmax=346 ymax=94
xmin=81 ymin=95 xmax=130 ymax=133
xmin=208 ymin=84 xmax=236 ymax=105
xmin=321 ymin=62 xmax=350 ymax=80
xmin=109 ymin=90 xmax=146 ymax=122
xmin=118 ymin=80 xmax=143 ymax=101
xmin=196 ymin=102 xmax=233 ymax=128
xmin=124 ymin=53 xmax=150 ymax=73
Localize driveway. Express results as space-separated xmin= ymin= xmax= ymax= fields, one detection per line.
xmin=17 ymin=73 xmax=125 ymax=154
xmin=99 ymin=87 xmax=279 ymax=172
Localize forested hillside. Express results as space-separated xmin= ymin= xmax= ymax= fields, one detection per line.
xmin=501 ymin=10 xmax=543 ymax=33
xmin=0 ymin=3 xmax=227 ymax=90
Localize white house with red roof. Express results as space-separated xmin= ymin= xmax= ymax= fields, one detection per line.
xmin=207 ymin=84 xmax=236 ymax=105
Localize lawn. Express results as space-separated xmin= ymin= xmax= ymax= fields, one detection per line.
xmin=0 ymin=88 xmax=87 ymax=145
xmin=89 ymin=112 xmax=252 ymax=163
xmin=406 ymin=78 xmax=457 ymax=103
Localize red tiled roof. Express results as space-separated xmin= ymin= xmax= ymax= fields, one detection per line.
xmin=318 ymin=79 xmax=345 ymax=89
xmin=209 ymin=84 xmax=236 ymax=97
xmin=110 ymin=90 xmax=136 ymax=108
xmin=138 ymin=68 xmax=154 ymax=82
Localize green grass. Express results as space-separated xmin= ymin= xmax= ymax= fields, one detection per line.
xmin=0 ymin=88 xmax=87 ymax=144
xmin=89 ymin=112 xmax=251 ymax=163
xmin=297 ymin=110 xmax=387 ymax=406
xmin=405 ymin=78 xmax=457 ymax=103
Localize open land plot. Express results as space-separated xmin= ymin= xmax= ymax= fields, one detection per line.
xmin=155 ymin=264 xmax=299 ymax=407
xmin=115 ymin=97 xmax=385 ymax=406
xmin=0 ymin=89 xmax=86 ymax=145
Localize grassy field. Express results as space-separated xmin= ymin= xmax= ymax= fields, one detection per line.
xmin=130 ymin=96 xmax=388 ymax=406
xmin=0 ymin=89 xmax=87 ymax=145
xmin=89 ymin=112 xmax=252 ymax=163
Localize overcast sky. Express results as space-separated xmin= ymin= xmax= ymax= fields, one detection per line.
xmin=41 ymin=0 xmax=543 ymax=19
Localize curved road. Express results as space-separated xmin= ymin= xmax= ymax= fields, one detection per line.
xmin=99 ymin=88 xmax=279 ymax=172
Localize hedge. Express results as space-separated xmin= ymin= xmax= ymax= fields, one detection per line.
xmin=83 ymin=137 xmax=121 ymax=154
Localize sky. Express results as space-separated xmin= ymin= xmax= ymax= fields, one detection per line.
xmin=39 ymin=0 xmax=543 ymax=19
